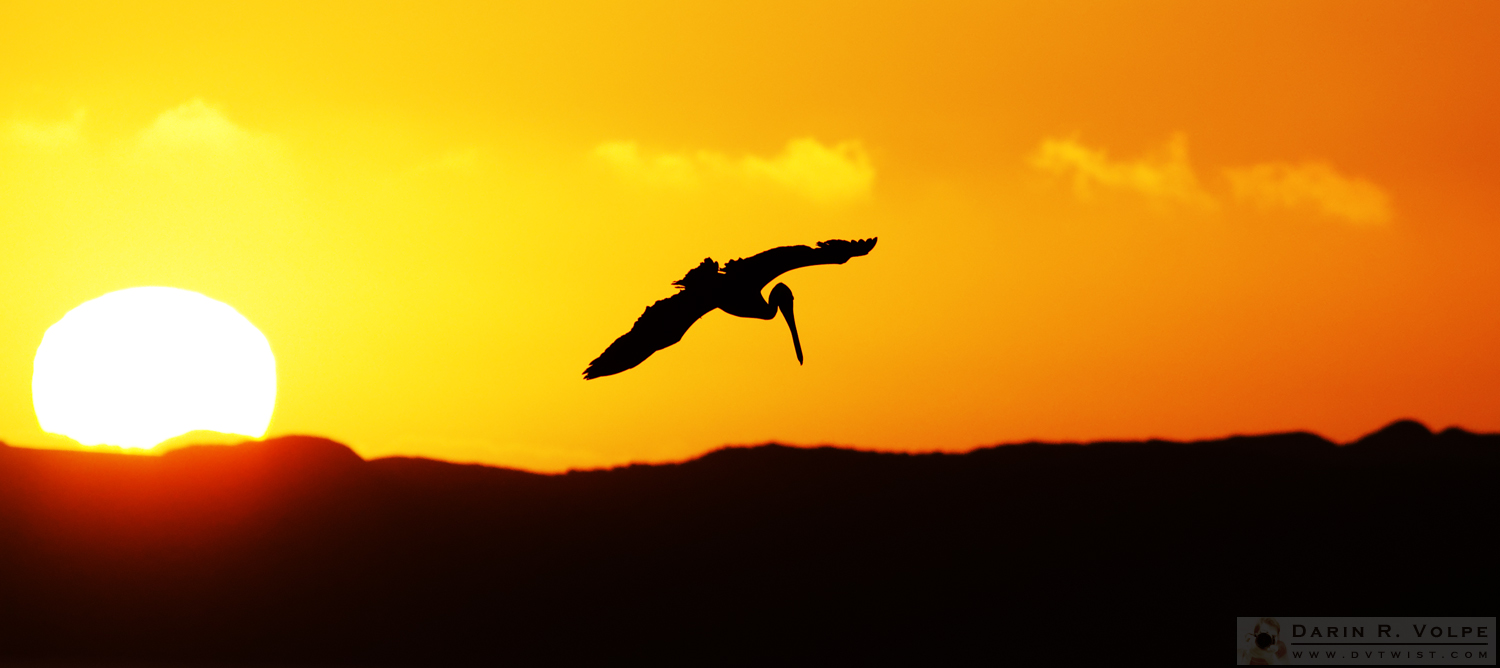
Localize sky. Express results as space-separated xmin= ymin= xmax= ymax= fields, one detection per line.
xmin=1 ymin=1 xmax=1497 ymax=471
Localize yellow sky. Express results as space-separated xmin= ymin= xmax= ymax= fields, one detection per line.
xmin=2 ymin=1 xmax=1497 ymax=470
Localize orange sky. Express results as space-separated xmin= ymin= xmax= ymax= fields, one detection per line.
xmin=2 ymin=1 xmax=1497 ymax=471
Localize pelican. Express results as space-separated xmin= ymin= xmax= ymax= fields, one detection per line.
xmin=583 ymin=237 xmax=877 ymax=379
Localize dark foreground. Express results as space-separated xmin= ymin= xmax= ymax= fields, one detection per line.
xmin=1 ymin=420 xmax=1494 ymax=664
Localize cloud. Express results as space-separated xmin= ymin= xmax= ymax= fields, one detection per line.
xmin=1031 ymin=134 xmax=1394 ymax=225
xmin=3 ymin=101 xmax=269 ymax=160
xmin=1225 ymin=162 xmax=1393 ymax=225
xmin=126 ymin=100 xmax=286 ymax=177
xmin=594 ymin=138 xmax=874 ymax=204
xmin=0 ymin=100 xmax=301 ymax=257
xmin=1030 ymin=133 xmax=1218 ymax=210
xmin=137 ymin=100 xmax=256 ymax=151
xmin=595 ymin=141 xmax=703 ymax=188
xmin=5 ymin=111 xmax=86 ymax=149
xmin=739 ymin=138 xmax=876 ymax=203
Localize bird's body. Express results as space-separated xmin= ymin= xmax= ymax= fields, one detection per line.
xmin=584 ymin=237 xmax=877 ymax=379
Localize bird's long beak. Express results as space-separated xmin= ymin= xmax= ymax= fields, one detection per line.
xmin=781 ymin=295 xmax=803 ymax=365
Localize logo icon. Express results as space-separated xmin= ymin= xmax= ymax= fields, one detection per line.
xmin=1240 ymin=617 xmax=1291 ymax=665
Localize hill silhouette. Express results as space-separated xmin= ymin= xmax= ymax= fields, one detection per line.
xmin=0 ymin=421 xmax=1494 ymax=664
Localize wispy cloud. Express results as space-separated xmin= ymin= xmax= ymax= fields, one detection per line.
xmin=1226 ymin=162 xmax=1393 ymax=225
xmin=137 ymin=100 xmax=255 ymax=151
xmin=4 ymin=101 xmax=272 ymax=160
xmin=1030 ymin=134 xmax=1394 ymax=225
xmin=126 ymin=100 xmax=285 ymax=175
xmin=594 ymin=138 xmax=875 ymax=204
xmin=1030 ymin=133 xmax=1218 ymax=210
xmin=5 ymin=110 xmax=86 ymax=148
xmin=1 ymin=100 xmax=300 ymax=244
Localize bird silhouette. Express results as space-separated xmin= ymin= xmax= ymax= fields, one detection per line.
xmin=584 ymin=238 xmax=877 ymax=379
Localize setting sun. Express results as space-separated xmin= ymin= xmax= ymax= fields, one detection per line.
xmin=31 ymin=287 xmax=276 ymax=448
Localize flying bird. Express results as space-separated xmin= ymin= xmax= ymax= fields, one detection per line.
xmin=584 ymin=237 xmax=878 ymax=379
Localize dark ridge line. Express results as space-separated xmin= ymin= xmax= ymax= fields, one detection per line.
xmin=0 ymin=417 xmax=1493 ymax=664
xmin=2 ymin=417 xmax=1495 ymax=477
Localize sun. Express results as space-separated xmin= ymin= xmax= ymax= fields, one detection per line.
xmin=32 ymin=287 xmax=277 ymax=449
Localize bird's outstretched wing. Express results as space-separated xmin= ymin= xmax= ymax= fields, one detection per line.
xmin=583 ymin=262 xmax=720 ymax=379
xmin=721 ymin=237 xmax=877 ymax=290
